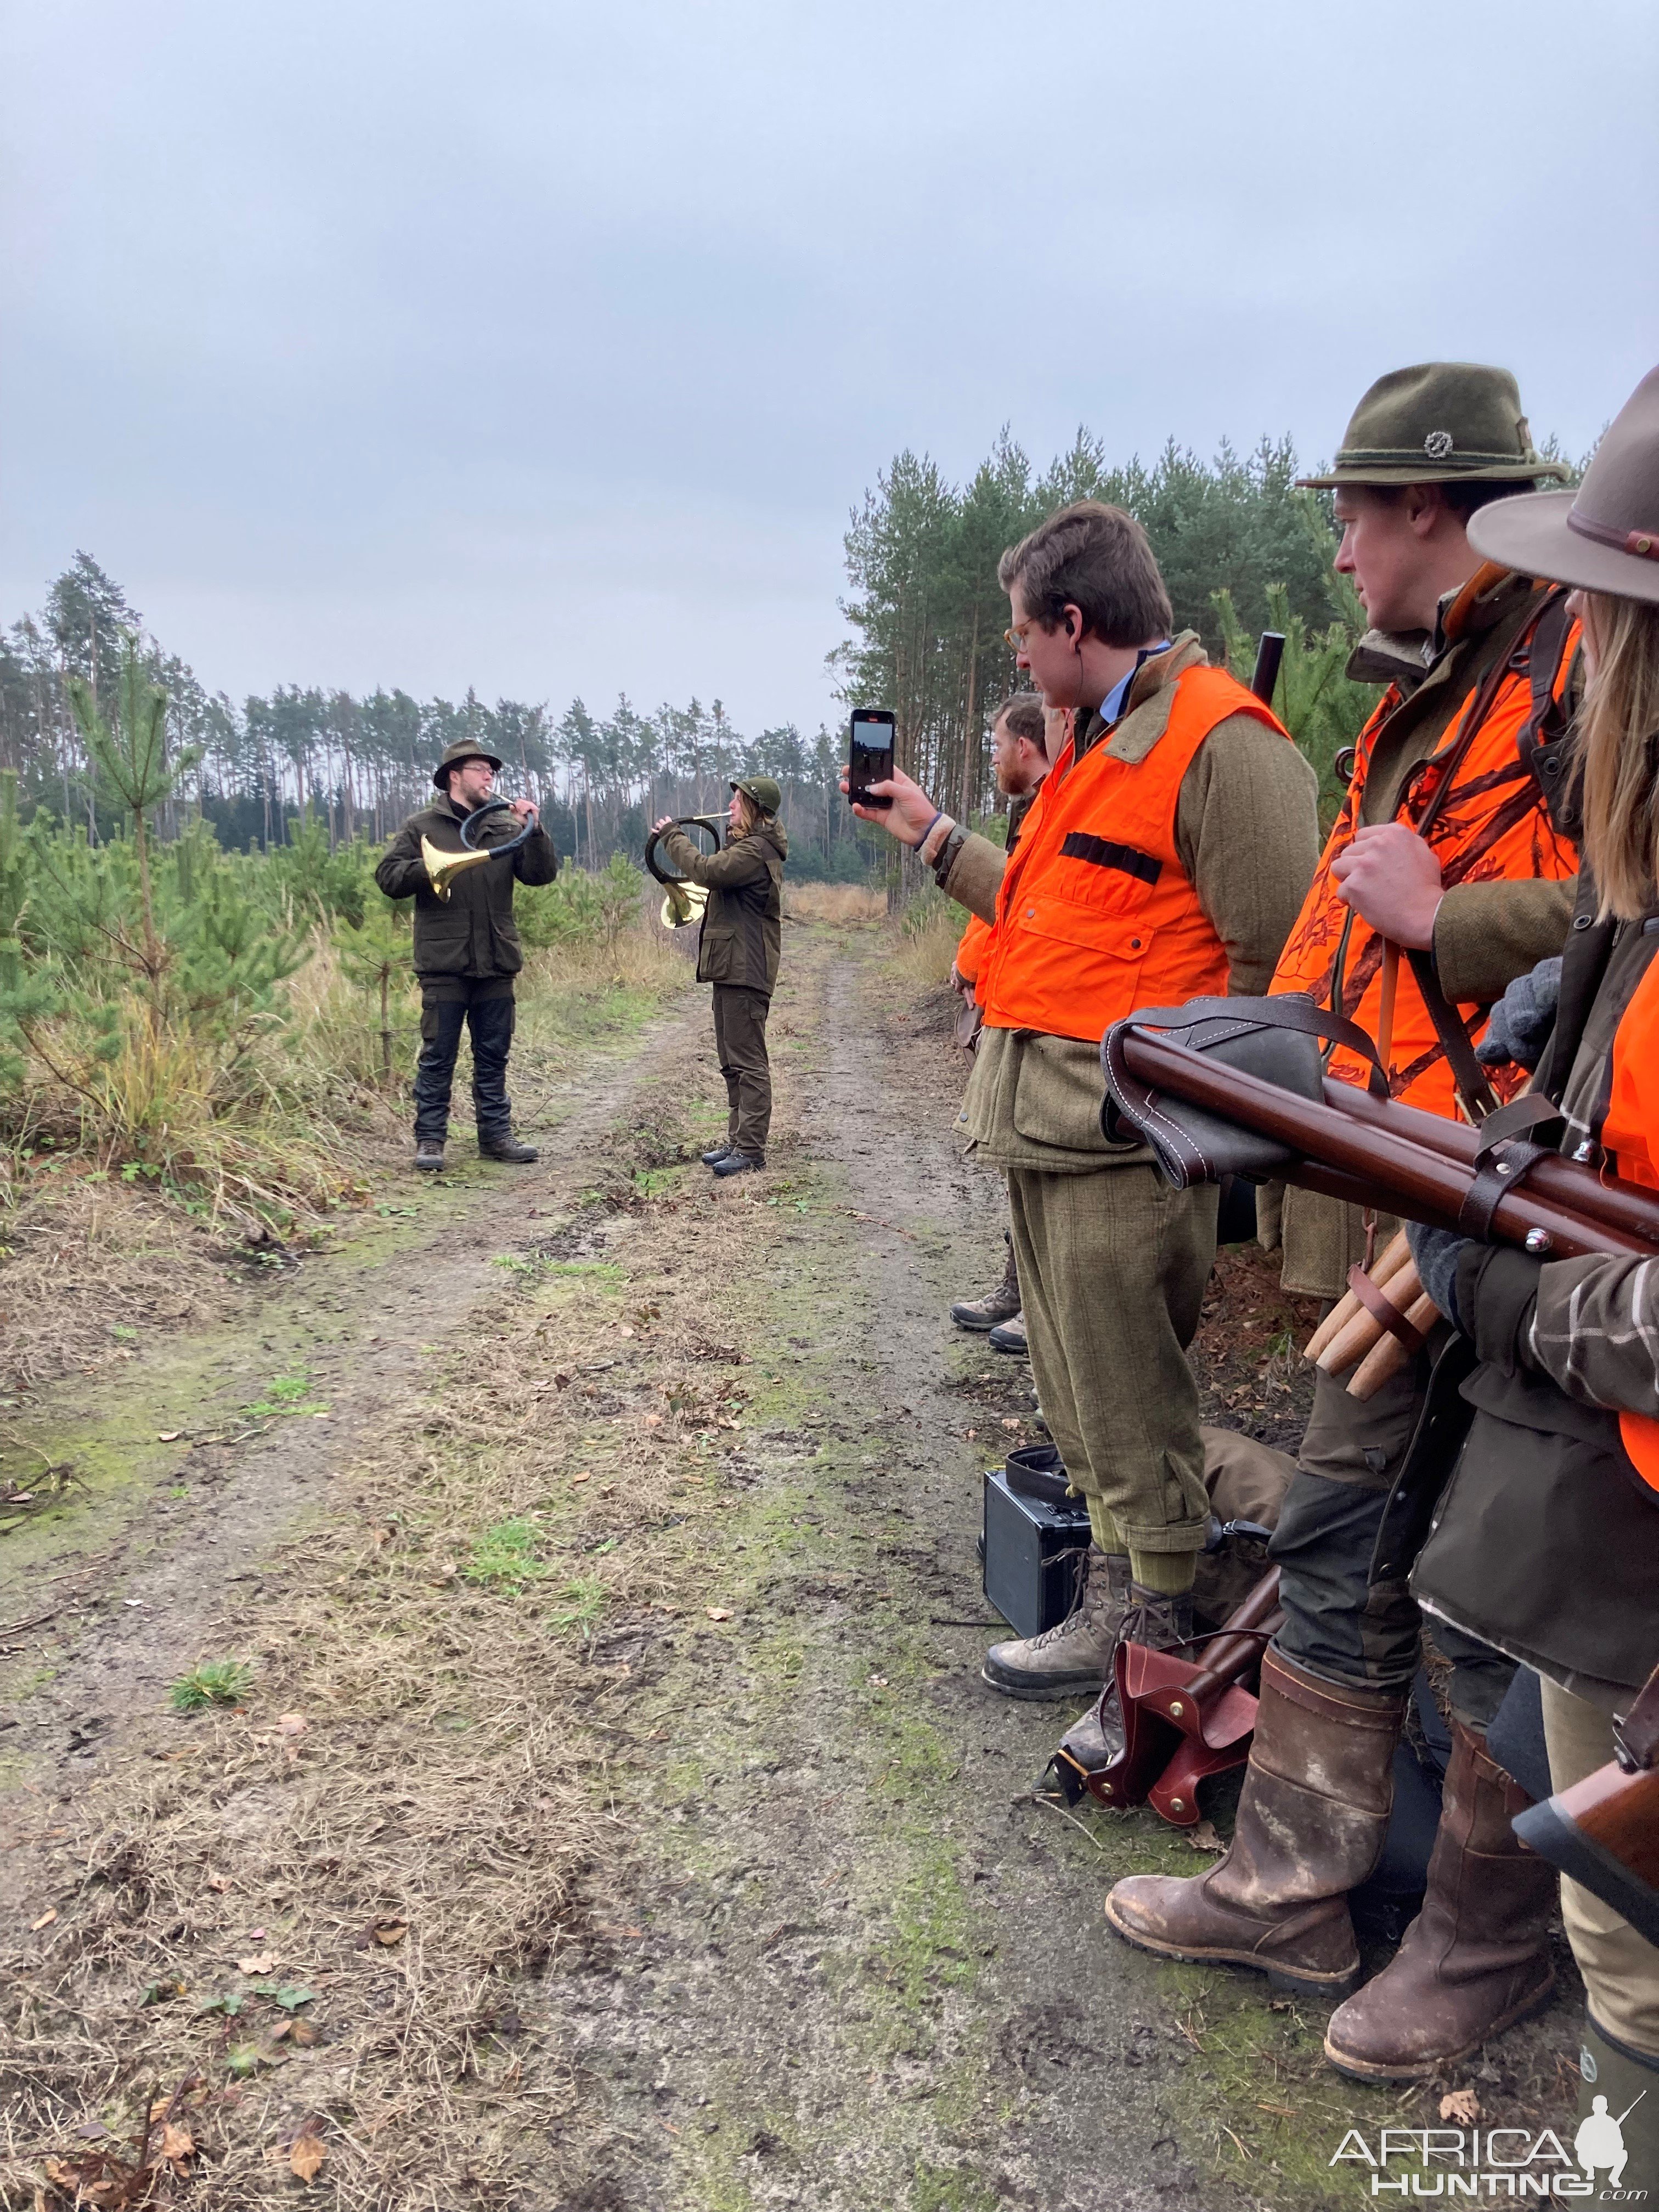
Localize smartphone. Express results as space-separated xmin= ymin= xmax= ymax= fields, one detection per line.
xmin=848 ymin=708 xmax=896 ymax=808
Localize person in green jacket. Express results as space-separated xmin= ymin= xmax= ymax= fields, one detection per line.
xmin=652 ymin=777 xmax=787 ymax=1177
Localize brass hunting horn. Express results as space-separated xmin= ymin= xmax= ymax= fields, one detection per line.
xmin=644 ymin=814 xmax=725 ymax=928
xmin=421 ymin=797 xmax=538 ymax=902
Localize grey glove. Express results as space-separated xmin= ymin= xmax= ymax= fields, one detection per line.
xmin=1475 ymin=955 xmax=1561 ymax=1072
xmin=1406 ymin=1220 xmax=1474 ymax=1331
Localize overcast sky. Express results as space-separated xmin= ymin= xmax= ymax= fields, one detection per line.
xmin=4 ymin=2 xmax=1657 ymax=737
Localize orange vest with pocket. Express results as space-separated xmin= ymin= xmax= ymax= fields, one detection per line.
xmin=1271 ymin=582 xmax=1578 ymax=1118
xmin=979 ymin=665 xmax=1290 ymax=1042
xmin=956 ymin=912 xmax=991 ymax=994
xmin=1596 ymin=951 xmax=1659 ymax=1490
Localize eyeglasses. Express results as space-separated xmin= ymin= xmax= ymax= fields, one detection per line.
xmin=1004 ymin=621 xmax=1034 ymax=652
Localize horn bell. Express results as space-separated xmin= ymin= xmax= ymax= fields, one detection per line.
xmin=420 ymin=834 xmax=495 ymax=902
xmin=659 ymin=881 xmax=710 ymax=930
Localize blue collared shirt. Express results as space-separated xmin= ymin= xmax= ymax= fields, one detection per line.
xmin=1102 ymin=642 xmax=1171 ymax=727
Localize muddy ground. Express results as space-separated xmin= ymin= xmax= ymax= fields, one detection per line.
xmin=0 ymin=921 xmax=1585 ymax=2210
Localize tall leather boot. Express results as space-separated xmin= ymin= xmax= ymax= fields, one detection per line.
xmin=1105 ymin=1648 xmax=1406 ymax=1996
xmin=1323 ymin=1719 xmax=1556 ymax=2080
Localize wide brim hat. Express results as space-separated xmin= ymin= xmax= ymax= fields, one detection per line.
xmin=433 ymin=738 xmax=505 ymax=789
xmin=1297 ymin=361 xmax=1570 ymax=490
xmin=731 ymin=775 xmax=781 ymax=816
xmin=1469 ymin=365 xmax=1659 ymax=607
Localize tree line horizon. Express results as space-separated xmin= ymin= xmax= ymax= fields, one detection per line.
xmin=0 ymin=421 xmax=1579 ymax=878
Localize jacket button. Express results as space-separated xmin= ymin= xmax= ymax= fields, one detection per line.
xmin=1026 ymin=909 xmax=1036 ymax=919
xmin=1130 ymin=938 xmax=1142 ymax=950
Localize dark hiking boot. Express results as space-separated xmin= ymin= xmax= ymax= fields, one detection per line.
xmin=983 ymin=1547 xmax=1135 ymax=1699
xmin=951 ymin=1243 xmax=1020 ymax=1331
xmin=1322 ymin=1720 xmax=1557 ymax=2081
xmin=1104 ymin=1650 xmax=1407 ymax=1996
xmin=712 ymin=1152 xmax=764 ymax=1177
xmin=479 ymin=1135 xmax=539 ymax=1163
xmin=1043 ymin=1586 xmax=1198 ymax=1793
xmin=702 ymin=1144 xmax=735 ymax=1167
xmin=414 ymin=1139 xmax=446 ymax=1172
xmin=988 ymin=1310 xmax=1027 ymax=1355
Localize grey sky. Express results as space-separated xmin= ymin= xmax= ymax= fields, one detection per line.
xmin=4 ymin=1 xmax=1657 ymax=736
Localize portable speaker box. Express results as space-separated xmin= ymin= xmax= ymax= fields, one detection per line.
xmin=982 ymin=1467 xmax=1091 ymax=1640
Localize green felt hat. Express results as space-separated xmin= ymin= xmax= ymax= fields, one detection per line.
xmin=432 ymin=738 xmax=504 ymax=789
xmin=1298 ymin=363 xmax=1570 ymax=489
xmin=732 ymin=775 xmax=781 ymax=816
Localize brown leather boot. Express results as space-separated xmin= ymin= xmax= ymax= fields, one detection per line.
xmin=1104 ymin=1649 xmax=1406 ymax=1996
xmin=1322 ymin=1720 xmax=1556 ymax=2081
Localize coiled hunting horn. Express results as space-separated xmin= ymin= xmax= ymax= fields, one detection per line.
xmin=420 ymin=797 xmax=539 ymax=901
xmin=644 ymin=813 xmax=726 ymax=928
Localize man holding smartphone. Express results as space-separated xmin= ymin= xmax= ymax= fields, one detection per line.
xmin=848 ymin=501 xmax=1318 ymax=1724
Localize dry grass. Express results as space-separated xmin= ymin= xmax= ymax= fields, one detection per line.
xmin=886 ymin=895 xmax=967 ymax=992
xmin=783 ymin=881 xmax=885 ymax=924
xmin=0 ymin=1098 xmax=765 ymax=2209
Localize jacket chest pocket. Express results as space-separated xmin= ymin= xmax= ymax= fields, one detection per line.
xmin=1047 ymin=830 xmax=1164 ymax=917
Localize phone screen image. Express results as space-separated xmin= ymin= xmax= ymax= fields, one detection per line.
xmin=848 ymin=709 xmax=896 ymax=808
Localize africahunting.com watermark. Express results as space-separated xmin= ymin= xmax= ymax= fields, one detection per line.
xmin=1329 ymin=2113 xmax=1647 ymax=2198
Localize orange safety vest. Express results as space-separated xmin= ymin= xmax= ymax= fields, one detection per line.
xmin=1596 ymin=952 xmax=1659 ymax=1490
xmin=956 ymin=912 xmax=991 ymax=994
xmin=1271 ymin=578 xmax=1578 ymax=1118
xmin=979 ymin=665 xmax=1290 ymax=1042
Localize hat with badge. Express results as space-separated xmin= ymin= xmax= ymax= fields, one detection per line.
xmin=731 ymin=775 xmax=782 ymax=816
xmin=1297 ymin=363 xmax=1570 ymax=490
xmin=1468 ymin=363 xmax=1659 ymax=608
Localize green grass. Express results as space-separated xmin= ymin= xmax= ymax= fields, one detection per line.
xmin=462 ymin=1517 xmax=550 ymax=1592
xmin=545 ymin=1572 xmax=609 ymax=1632
xmin=168 ymin=1658 xmax=252 ymax=1713
xmin=242 ymin=1370 xmax=327 ymax=1418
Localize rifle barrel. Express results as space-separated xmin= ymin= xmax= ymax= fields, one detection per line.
xmin=1326 ymin=1078 xmax=1659 ymax=1250
xmin=1119 ymin=1029 xmax=1653 ymax=1259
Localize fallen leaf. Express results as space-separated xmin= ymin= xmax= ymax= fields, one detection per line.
xmin=204 ymin=1869 xmax=228 ymax=1893
xmin=274 ymin=1713 xmax=308 ymax=1737
xmin=572 ymin=1471 xmax=591 ymax=1485
xmin=267 ymin=1983 xmax=316 ymax=2011
xmin=705 ymin=1606 xmax=733 ymax=1621
xmin=238 ymin=1951 xmax=278 ymax=1974
xmin=371 ymin=1918 xmax=409 ymax=1946
xmin=157 ymin=1430 xmax=182 ymax=1443
xmin=30 ymin=1908 xmax=57 ymax=1931
xmin=160 ymin=2120 xmax=194 ymax=2163
xmin=1440 ymin=2087 xmax=1480 ymax=2124
xmin=269 ymin=2019 xmax=292 ymax=2042
xmin=1187 ymin=1820 xmax=1225 ymax=1853
xmin=644 ymin=1413 xmax=663 ymax=1428
xmin=290 ymin=2131 xmax=326 ymax=2182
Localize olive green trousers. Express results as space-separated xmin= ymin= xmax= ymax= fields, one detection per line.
xmin=712 ymin=984 xmax=772 ymax=1158
xmin=1007 ymin=1162 xmax=1216 ymax=1566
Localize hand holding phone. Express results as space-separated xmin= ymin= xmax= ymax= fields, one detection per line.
xmin=848 ymin=708 xmax=896 ymax=809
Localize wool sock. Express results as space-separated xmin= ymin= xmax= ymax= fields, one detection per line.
xmin=1130 ymin=1548 xmax=1198 ymax=1597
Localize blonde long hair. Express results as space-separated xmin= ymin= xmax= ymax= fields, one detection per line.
xmin=1579 ymin=593 xmax=1659 ymax=921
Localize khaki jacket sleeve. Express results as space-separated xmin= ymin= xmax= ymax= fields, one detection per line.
xmin=1173 ymin=715 xmax=1322 ymax=995
xmin=659 ymin=827 xmax=768 ymax=889
xmin=936 ymin=830 xmax=1005 ymax=927
xmin=1433 ymin=877 xmax=1577 ymax=1007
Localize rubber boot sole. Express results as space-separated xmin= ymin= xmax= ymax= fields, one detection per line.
xmin=1103 ymin=1891 xmax=1362 ymax=1999
xmin=980 ymin=1661 xmax=1105 ymax=1702
xmin=951 ymin=1311 xmax=1017 ymax=1332
xmin=1321 ymin=1965 xmax=1556 ymax=2083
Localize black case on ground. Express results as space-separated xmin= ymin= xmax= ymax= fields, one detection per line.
xmin=981 ymin=1454 xmax=1091 ymax=1640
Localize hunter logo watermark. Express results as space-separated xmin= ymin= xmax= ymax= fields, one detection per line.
xmin=1329 ymin=2109 xmax=1649 ymax=2197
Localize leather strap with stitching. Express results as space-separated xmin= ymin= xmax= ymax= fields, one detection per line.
xmin=1615 ymin=1660 xmax=1659 ymax=1774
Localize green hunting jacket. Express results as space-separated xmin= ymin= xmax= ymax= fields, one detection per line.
xmin=659 ymin=817 xmax=788 ymax=996
xmin=375 ymin=797 xmax=557 ymax=982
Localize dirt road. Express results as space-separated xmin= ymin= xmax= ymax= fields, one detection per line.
xmin=0 ymin=922 xmax=1580 ymax=2210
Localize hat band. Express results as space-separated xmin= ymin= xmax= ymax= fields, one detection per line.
xmin=1334 ymin=446 xmax=1542 ymax=472
xmin=1567 ymin=507 xmax=1659 ymax=562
